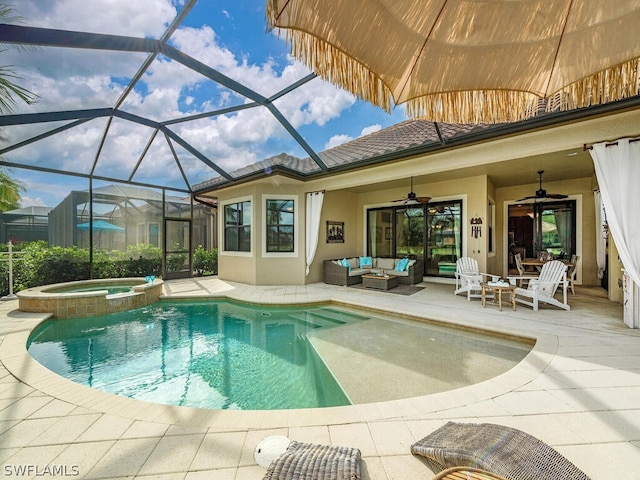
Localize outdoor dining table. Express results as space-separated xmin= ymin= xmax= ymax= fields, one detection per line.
xmin=521 ymin=258 xmax=573 ymax=272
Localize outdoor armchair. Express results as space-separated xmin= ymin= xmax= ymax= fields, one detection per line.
xmin=454 ymin=257 xmax=499 ymax=301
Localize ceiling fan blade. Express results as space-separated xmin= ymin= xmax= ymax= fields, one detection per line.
xmin=389 ymin=177 xmax=430 ymax=204
xmin=517 ymin=170 xmax=568 ymax=202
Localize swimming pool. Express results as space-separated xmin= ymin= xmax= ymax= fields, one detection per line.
xmin=27 ymin=299 xmax=531 ymax=410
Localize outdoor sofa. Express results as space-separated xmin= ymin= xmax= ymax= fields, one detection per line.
xmin=323 ymin=256 xmax=424 ymax=286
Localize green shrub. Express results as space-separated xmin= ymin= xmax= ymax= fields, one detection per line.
xmin=193 ymin=245 xmax=218 ymax=275
xmin=0 ymin=241 xmax=164 ymax=295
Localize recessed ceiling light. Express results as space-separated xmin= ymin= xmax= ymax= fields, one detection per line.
xmin=567 ymin=152 xmax=577 ymax=156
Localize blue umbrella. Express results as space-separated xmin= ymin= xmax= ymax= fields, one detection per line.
xmin=77 ymin=220 xmax=125 ymax=232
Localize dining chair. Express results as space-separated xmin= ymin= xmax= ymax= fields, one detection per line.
xmin=512 ymin=253 xmax=538 ymax=287
xmin=566 ymin=255 xmax=579 ymax=295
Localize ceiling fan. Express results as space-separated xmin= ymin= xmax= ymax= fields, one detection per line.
xmin=392 ymin=177 xmax=431 ymax=205
xmin=517 ymin=170 xmax=568 ymax=202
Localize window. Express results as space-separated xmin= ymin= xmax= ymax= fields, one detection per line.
xmin=136 ymin=222 xmax=159 ymax=246
xmin=148 ymin=223 xmax=159 ymax=247
xmin=224 ymin=201 xmax=251 ymax=252
xmin=266 ymin=199 xmax=294 ymax=252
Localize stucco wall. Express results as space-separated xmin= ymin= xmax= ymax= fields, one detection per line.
xmin=306 ymin=190 xmax=359 ymax=284
xmin=216 ymin=180 xmax=308 ymax=285
xmin=212 ymin=172 xmax=603 ymax=289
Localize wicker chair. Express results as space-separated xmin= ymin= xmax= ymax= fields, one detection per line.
xmin=411 ymin=422 xmax=591 ymax=480
xmin=433 ymin=466 xmax=508 ymax=480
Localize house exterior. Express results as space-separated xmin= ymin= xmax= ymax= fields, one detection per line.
xmin=196 ymin=102 xmax=640 ymax=305
xmin=0 ymin=206 xmax=52 ymax=244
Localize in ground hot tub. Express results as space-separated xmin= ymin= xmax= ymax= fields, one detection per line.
xmin=17 ymin=277 xmax=163 ymax=318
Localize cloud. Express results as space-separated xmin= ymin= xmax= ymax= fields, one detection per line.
xmin=325 ymin=134 xmax=353 ymax=150
xmin=4 ymin=0 xmax=362 ymax=199
xmin=324 ymin=124 xmax=384 ymax=150
xmin=16 ymin=0 xmax=176 ymax=36
xmin=361 ymin=124 xmax=382 ymax=136
xmin=19 ymin=195 xmax=46 ymax=207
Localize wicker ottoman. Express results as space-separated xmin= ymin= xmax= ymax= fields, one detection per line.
xmin=263 ymin=441 xmax=361 ymax=480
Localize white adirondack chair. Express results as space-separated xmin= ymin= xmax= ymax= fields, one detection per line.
xmin=510 ymin=260 xmax=570 ymax=311
xmin=454 ymin=257 xmax=499 ymax=301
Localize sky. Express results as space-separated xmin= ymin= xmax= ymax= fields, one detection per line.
xmin=2 ymin=0 xmax=409 ymax=208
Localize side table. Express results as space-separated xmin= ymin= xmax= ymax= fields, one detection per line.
xmin=481 ymin=282 xmax=516 ymax=311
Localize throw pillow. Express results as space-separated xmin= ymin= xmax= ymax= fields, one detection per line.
xmin=394 ymin=258 xmax=409 ymax=272
xmin=340 ymin=258 xmax=351 ymax=270
xmin=359 ymin=256 xmax=373 ymax=267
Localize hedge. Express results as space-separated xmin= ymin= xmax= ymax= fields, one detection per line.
xmin=0 ymin=241 xmax=218 ymax=296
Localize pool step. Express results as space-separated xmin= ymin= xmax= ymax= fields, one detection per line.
xmin=317 ymin=307 xmax=370 ymax=323
xmin=288 ymin=308 xmax=369 ymax=329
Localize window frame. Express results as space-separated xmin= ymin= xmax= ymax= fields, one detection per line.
xmin=262 ymin=194 xmax=298 ymax=258
xmin=221 ymin=197 xmax=252 ymax=256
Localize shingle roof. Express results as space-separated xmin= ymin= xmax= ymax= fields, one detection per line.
xmin=194 ymin=119 xmax=493 ymax=191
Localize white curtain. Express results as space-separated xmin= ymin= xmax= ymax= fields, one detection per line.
xmin=305 ymin=191 xmax=324 ymax=276
xmin=553 ymin=210 xmax=572 ymax=257
xmin=590 ymin=138 xmax=640 ymax=286
xmin=594 ymin=190 xmax=607 ymax=279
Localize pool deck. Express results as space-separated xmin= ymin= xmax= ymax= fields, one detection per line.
xmin=1 ymin=277 xmax=639 ymax=479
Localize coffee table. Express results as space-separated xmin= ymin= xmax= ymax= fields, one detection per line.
xmin=481 ymin=282 xmax=516 ymax=311
xmin=362 ymin=273 xmax=399 ymax=290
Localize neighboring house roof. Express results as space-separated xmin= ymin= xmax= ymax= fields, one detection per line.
xmin=0 ymin=206 xmax=53 ymax=218
xmin=82 ymin=184 xmax=187 ymax=203
xmin=194 ymin=119 xmax=494 ymax=191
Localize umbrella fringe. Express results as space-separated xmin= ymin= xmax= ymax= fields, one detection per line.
xmin=266 ymin=0 xmax=392 ymax=112
xmin=406 ymin=91 xmax=540 ymax=124
xmin=554 ymin=58 xmax=640 ymax=111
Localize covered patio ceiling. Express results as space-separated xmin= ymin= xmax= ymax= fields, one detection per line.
xmin=0 ymin=0 xmax=639 ymax=198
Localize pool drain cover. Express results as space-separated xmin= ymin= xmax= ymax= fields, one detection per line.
xmin=254 ymin=435 xmax=291 ymax=468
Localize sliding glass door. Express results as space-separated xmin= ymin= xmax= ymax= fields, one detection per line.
xmin=508 ymin=201 xmax=576 ymax=269
xmin=366 ymin=200 xmax=462 ymax=278
xmin=425 ymin=202 xmax=462 ymax=277
xmin=395 ymin=207 xmax=425 ymax=259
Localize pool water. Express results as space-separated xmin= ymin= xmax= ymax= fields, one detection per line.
xmin=27 ymin=300 xmax=364 ymax=410
xmin=27 ymin=300 xmax=532 ymax=410
xmin=47 ymin=285 xmax=135 ymax=295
